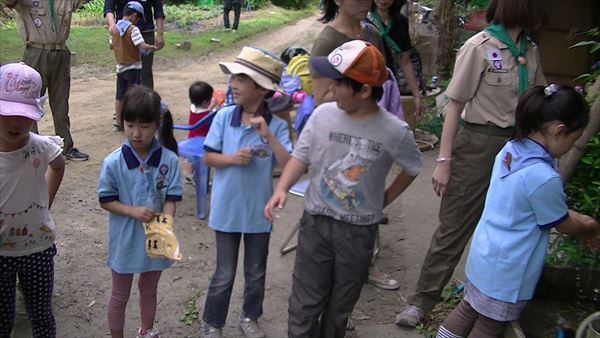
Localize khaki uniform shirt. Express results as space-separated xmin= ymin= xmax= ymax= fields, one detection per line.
xmin=445 ymin=31 xmax=546 ymax=128
xmin=7 ymin=0 xmax=86 ymax=47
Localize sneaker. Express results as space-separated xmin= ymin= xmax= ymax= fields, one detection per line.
xmin=232 ymin=29 xmax=237 ymax=33
xmin=368 ymin=269 xmax=399 ymax=290
xmin=224 ymin=28 xmax=231 ymax=32
xmin=202 ymin=323 xmax=223 ymax=338
xmin=238 ymin=314 xmax=265 ymax=338
xmin=136 ymin=327 xmax=160 ymax=338
xmin=395 ymin=305 xmax=424 ymax=327
xmin=65 ymin=148 xmax=89 ymax=161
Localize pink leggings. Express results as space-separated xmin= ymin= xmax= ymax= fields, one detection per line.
xmin=107 ymin=270 xmax=162 ymax=332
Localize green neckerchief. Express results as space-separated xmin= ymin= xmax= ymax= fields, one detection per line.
xmin=49 ymin=0 xmax=56 ymax=31
xmin=368 ymin=10 xmax=401 ymax=54
xmin=484 ymin=24 xmax=528 ymax=96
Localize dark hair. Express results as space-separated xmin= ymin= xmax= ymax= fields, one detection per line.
xmin=486 ymin=0 xmax=548 ymax=31
xmin=370 ymin=0 xmax=406 ymax=21
xmin=335 ymin=78 xmax=384 ymax=102
xmin=121 ymin=86 xmax=178 ymax=154
xmin=514 ymin=85 xmax=589 ymax=141
xmin=319 ymin=0 xmax=338 ymax=23
xmin=122 ymin=7 xmax=142 ymax=21
xmin=189 ymin=81 xmax=214 ymax=106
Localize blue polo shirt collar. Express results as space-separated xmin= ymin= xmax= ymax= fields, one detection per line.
xmin=230 ymin=103 xmax=273 ymax=127
xmin=121 ymin=139 xmax=162 ymax=169
xmin=499 ymin=138 xmax=554 ymax=178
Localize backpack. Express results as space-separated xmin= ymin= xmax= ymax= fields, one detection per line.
xmin=286 ymin=54 xmax=312 ymax=95
xmin=395 ymin=46 xmax=426 ymax=96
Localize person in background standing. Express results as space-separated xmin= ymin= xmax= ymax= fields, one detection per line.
xmin=223 ymin=0 xmax=242 ymax=33
xmin=367 ymin=0 xmax=423 ymax=120
xmin=5 ymin=0 xmax=90 ymax=161
xmin=104 ymin=0 xmax=165 ymax=89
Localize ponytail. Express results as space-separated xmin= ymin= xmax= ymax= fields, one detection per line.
xmin=159 ymin=108 xmax=178 ymax=155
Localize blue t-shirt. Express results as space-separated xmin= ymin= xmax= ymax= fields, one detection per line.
xmin=203 ymin=105 xmax=292 ymax=233
xmin=98 ymin=140 xmax=182 ymax=274
xmin=466 ymin=138 xmax=568 ymax=303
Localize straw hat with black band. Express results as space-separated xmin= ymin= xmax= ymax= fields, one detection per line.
xmin=219 ymin=46 xmax=283 ymax=92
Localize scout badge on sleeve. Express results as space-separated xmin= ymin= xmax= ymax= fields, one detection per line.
xmin=142 ymin=213 xmax=182 ymax=261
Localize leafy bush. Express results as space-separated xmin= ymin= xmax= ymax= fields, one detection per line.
xmin=545 ymin=132 xmax=600 ymax=269
xmin=163 ymin=4 xmax=222 ymax=29
xmin=271 ymin=0 xmax=315 ymax=9
xmin=73 ymin=0 xmax=106 ymax=27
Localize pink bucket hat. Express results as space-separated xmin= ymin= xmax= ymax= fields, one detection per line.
xmin=0 ymin=62 xmax=46 ymax=121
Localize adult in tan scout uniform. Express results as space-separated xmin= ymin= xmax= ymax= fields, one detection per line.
xmin=396 ymin=0 xmax=547 ymax=327
xmin=6 ymin=0 xmax=89 ymax=161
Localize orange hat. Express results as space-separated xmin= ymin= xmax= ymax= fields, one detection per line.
xmin=309 ymin=40 xmax=388 ymax=87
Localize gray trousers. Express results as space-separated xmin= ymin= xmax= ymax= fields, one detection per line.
xmin=408 ymin=123 xmax=513 ymax=312
xmin=24 ymin=46 xmax=73 ymax=153
xmin=141 ymin=31 xmax=155 ymax=89
xmin=288 ymin=212 xmax=377 ymax=338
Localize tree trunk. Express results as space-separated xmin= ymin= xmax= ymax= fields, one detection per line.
xmin=432 ymin=0 xmax=456 ymax=74
xmin=558 ymin=78 xmax=600 ymax=182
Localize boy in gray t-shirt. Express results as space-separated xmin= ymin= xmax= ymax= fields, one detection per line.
xmin=265 ymin=40 xmax=422 ymax=337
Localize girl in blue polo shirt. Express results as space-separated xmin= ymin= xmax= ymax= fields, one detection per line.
xmin=436 ymin=85 xmax=599 ymax=338
xmin=98 ymin=86 xmax=182 ymax=338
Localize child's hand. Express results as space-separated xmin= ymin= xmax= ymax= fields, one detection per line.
xmin=578 ymin=215 xmax=600 ymax=250
xmin=231 ymin=147 xmax=252 ymax=166
xmin=129 ymin=206 xmax=156 ymax=223
xmin=250 ymin=116 xmax=271 ymax=138
xmin=264 ymin=190 xmax=287 ymax=222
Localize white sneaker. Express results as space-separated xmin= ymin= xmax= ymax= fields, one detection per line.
xmin=238 ymin=314 xmax=265 ymax=338
xmin=395 ymin=305 xmax=424 ymax=327
xmin=136 ymin=327 xmax=160 ymax=338
xmin=202 ymin=323 xmax=223 ymax=338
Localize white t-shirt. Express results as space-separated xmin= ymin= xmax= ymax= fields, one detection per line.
xmin=0 ymin=133 xmax=62 ymax=256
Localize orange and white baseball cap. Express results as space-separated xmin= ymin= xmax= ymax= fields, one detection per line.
xmin=309 ymin=40 xmax=388 ymax=87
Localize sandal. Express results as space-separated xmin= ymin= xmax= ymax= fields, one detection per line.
xmin=368 ymin=269 xmax=399 ymax=290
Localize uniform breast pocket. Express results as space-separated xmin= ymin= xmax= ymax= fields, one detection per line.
xmin=57 ymin=8 xmax=72 ymax=25
xmin=484 ymin=73 xmax=515 ymax=87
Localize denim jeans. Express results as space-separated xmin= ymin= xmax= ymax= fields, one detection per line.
xmin=202 ymin=231 xmax=270 ymax=328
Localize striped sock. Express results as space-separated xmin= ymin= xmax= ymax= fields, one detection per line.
xmin=436 ymin=325 xmax=462 ymax=338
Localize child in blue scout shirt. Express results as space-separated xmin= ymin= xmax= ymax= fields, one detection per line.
xmin=201 ymin=46 xmax=292 ymax=338
xmin=436 ymin=85 xmax=599 ymax=338
xmin=265 ymin=40 xmax=422 ymax=338
xmin=0 ymin=63 xmax=66 ymax=338
xmin=98 ymin=86 xmax=182 ymax=338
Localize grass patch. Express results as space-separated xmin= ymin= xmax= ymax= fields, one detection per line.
xmin=0 ymin=5 xmax=315 ymax=66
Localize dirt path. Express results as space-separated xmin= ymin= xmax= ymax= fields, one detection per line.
xmin=14 ymin=14 xmax=448 ymax=338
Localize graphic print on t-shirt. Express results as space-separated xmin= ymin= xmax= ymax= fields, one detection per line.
xmin=320 ymin=134 xmax=380 ymax=210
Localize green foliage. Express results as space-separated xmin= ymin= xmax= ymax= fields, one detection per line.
xmin=546 ymin=132 xmax=600 ymax=270
xmin=0 ymin=5 xmax=312 ymax=66
xmin=73 ymin=0 xmax=106 ymax=27
xmin=163 ymin=4 xmax=222 ymax=29
xmin=271 ymin=0 xmax=316 ymax=9
xmin=546 ymin=233 xmax=600 ymax=269
xmin=569 ymin=28 xmax=600 ymax=84
xmin=416 ymin=323 xmax=437 ymax=338
xmin=178 ymin=288 xmax=203 ymax=325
